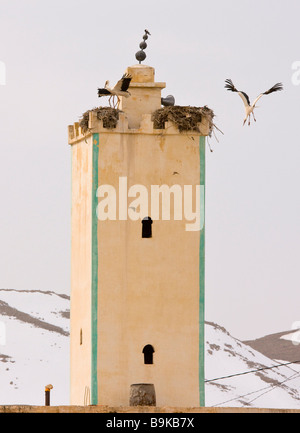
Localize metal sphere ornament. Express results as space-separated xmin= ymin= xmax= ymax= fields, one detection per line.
xmin=135 ymin=29 xmax=151 ymax=64
xmin=139 ymin=41 xmax=147 ymax=50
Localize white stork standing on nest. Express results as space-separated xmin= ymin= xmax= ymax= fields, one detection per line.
xmin=225 ymin=79 xmax=283 ymax=126
xmin=98 ymin=73 xmax=132 ymax=109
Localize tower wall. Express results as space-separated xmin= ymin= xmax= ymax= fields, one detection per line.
xmin=70 ymin=135 xmax=93 ymax=405
xmin=98 ymin=127 xmax=200 ymax=407
xmin=68 ymin=65 xmax=208 ymax=407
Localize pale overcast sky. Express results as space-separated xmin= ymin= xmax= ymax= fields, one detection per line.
xmin=0 ymin=0 xmax=299 ymax=340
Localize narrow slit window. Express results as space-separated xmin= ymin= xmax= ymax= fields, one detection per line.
xmin=143 ymin=344 xmax=155 ymax=364
xmin=80 ymin=328 xmax=83 ymax=345
xmin=142 ymin=217 xmax=153 ymax=238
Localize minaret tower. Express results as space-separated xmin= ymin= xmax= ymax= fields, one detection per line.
xmin=68 ymin=33 xmax=213 ymax=407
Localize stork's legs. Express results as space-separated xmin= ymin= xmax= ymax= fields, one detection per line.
xmin=110 ymin=95 xmax=119 ymax=109
xmin=243 ymin=116 xmax=251 ymax=126
xmin=107 ymin=95 xmax=120 ymax=109
xmin=243 ymin=111 xmax=256 ymax=126
xmin=108 ymin=95 xmax=117 ymax=108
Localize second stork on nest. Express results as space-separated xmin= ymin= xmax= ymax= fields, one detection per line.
xmin=98 ymin=73 xmax=132 ymax=109
xmin=225 ymin=79 xmax=283 ymax=126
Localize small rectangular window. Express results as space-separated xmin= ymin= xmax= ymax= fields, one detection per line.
xmin=143 ymin=344 xmax=154 ymax=364
xmin=142 ymin=217 xmax=153 ymax=238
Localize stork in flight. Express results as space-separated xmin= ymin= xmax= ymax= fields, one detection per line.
xmin=98 ymin=73 xmax=132 ymax=109
xmin=225 ymin=79 xmax=283 ymax=126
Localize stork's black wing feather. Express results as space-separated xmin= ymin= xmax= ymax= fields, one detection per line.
xmin=120 ymin=73 xmax=132 ymax=91
xmin=98 ymin=88 xmax=111 ymax=96
xmin=239 ymin=91 xmax=250 ymax=106
xmin=225 ymin=79 xmax=250 ymax=106
xmin=263 ymin=82 xmax=283 ymax=95
xmin=224 ymin=79 xmax=238 ymax=93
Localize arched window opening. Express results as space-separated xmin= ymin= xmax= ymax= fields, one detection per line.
xmin=142 ymin=217 xmax=153 ymax=238
xmin=143 ymin=344 xmax=155 ymax=364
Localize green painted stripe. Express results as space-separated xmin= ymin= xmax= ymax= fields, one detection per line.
xmin=199 ymin=135 xmax=205 ymax=407
xmin=91 ymin=133 xmax=99 ymax=404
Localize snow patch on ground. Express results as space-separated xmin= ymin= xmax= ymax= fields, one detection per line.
xmin=0 ymin=289 xmax=69 ymax=406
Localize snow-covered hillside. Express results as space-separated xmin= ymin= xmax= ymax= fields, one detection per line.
xmin=1 ymin=288 xmax=300 ymax=409
xmin=0 ymin=289 xmax=69 ymax=406
xmin=205 ymin=322 xmax=300 ymax=409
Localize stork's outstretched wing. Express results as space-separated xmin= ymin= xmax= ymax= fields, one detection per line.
xmin=113 ymin=73 xmax=132 ymax=92
xmin=252 ymin=82 xmax=283 ymax=107
xmin=98 ymin=88 xmax=111 ymax=97
xmin=225 ymin=79 xmax=250 ymax=107
xmin=264 ymin=82 xmax=283 ymax=95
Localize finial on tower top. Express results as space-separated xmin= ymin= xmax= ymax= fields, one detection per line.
xmin=135 ymin=29 xmax=151 ymax=64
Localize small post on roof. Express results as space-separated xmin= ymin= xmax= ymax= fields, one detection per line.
xmin=45 ymin=384 xmax=53 ymax=406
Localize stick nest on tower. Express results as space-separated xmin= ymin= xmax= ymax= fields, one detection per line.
xmin=152 ymin=106 xmax=215 ymax=134
xmin=79 ymin=105 xmax=217 ymax=136
xmin=79 ymin=107 xmax=121 ymax=132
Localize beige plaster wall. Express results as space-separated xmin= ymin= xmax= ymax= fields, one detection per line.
xmin=120 ymin=64 xmax=165 ymax=129
xmin=70 ymin=136 xmax=93 ymax=405
xmin=96 ymin=129 xmax=201 ymax=407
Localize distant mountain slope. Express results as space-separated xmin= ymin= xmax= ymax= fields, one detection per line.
xmin=0 ymin=289 xmax=70 ymax=406
xmin=205 ymin=322 xmax=300 ymax=409
xmin=244 ymin=329 xmax=300 ymax=363
xmin=0 ymin=299 xmax=68 ymax=336
xmin=1 ymin=288 xmax=300 ymax=409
